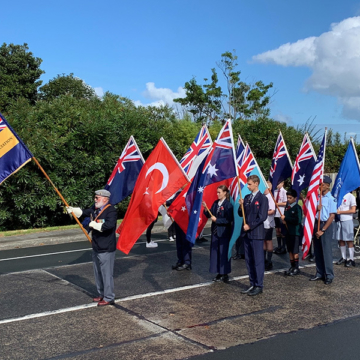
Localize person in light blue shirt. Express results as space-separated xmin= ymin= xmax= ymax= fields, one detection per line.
xmin=310 ymin=175 xmax=337 ymax=285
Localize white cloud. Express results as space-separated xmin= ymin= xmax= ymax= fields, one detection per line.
xmin=273 ymin=112 xmax=292 ymax=124
xmin=134 ymin=82 xmax=185 ymax=107
xmin=94 ymin=87 xmax=104 ymax=98
xmin=252 ymin=17 xmax=360 ymax=120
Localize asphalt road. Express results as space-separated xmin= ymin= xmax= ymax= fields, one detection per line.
xmin=1 ymin=228 xmax=360 ymax=360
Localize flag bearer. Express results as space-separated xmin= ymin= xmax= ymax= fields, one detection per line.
xmin=203 ymin=185 xmax=233 ymax=283
xmin=67 ymin=189 xmax=117 ymax=306
xmin=281 ymin=189 xmax=303 ymax=276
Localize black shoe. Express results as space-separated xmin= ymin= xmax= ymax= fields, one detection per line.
xmin=212 ymin=274 xmax=222 ymax=282
xmin=220 ymin=274 xmax=229 ymax=283
xmin=176 ymin=264 xmax=192 ymax=271
xmin=345 ymin=259 xmax=351 ymax=267
xmin=289 ymin=268 xmax=300 ymax=276
xmin=310 ymin=275 xmax=324 ymax=281
xmin=274 ymin=247 xmax=281 ymax=254
xmin=336 ymin=257 xmax=346 ymax=265
xmin=248 ymin=286 xmax=263 ymax=296
xmin=279 ymin=248 xmax=287 ymax=254
xmin=309 ymin=256 xmax=315 ymax=262
xmin=351 ymin=260 xmax=356 ymax=267
xmin=265 ymin=262 xmax=273 ymax=271
xmin=324 ymin=278 xmax=333 ymax=285
xmin=284 ymin=267 xmax=294 ymax=276
xmin=172 ymin=262 xmax=182 ymax=270
xmin=241 ymin=286 xmax=254 ymax=294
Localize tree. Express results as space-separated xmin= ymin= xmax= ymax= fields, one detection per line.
xmin=0 ymin=43 xmax=44 ymax=113
xmin=38 ymin=73 xmax=96 ymax=101
xmin=174 ymin=50 xmax=273 ymax=124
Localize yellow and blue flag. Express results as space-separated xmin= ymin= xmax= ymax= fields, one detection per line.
xmin=0 ymin=113 xmax=33 ymax=185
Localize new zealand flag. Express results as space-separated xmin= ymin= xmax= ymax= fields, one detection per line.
xmin=269 ymin=131 xmax=293 ymax=191
xmin=291 ymin=133 xmax=316 ymax=196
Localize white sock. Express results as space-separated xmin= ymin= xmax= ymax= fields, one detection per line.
xmin=349 ymin=247 xmax=355 ymax=261
xmin=340 ymin=246 xmax=347 ymax=259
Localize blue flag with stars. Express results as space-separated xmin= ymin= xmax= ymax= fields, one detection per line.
xmin=185 ymin=120 xmax=237 ymax=244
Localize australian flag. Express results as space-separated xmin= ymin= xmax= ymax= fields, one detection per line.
xmin=269 ymin=131 xmax=292 ymax=191
xmin=291 ymin=133 xmax=316 ymax=196
xmin=229 ymin=135 xmax=246 ymax=201
xmin=332 ymin=138 xmax=360 ymax=207
xmin=105 ymin=136 xmax=144 ymax=205
xmin=185 ymin=120 xmax=237 ymax=244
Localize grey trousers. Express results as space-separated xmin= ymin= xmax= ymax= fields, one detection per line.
xmin=92 ymin=250 xmax=115 ymax=302
xmin=313 ymin=222 xmax=334 ymax=280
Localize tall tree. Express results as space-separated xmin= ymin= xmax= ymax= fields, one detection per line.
xmin=38 ymin=73 xmax=96 ymax=101
xmin=174 ymin=50 xmax=273 ymax=124
xmin=0 ymin=43 xmax=44 ymax=113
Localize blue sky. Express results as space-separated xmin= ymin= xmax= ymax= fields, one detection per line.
xmin=2 ymin=0 xmax=360 ymax=139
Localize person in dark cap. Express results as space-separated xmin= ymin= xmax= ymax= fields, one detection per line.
xmin=309 ymin=175 xmax=337 ymax=285
xmin=281 ymin=189 xmax=303 ymax=276
xmin=67 ymin=189 xmax=118 ymax=306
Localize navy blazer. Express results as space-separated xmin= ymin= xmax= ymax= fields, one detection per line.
xmin=83 ymin=204 xmax=118 ymax=253
xmin=204 ymin=198 xmax=233 ymax=238
xmin=238 ymin=191 xmax=268 ymax=240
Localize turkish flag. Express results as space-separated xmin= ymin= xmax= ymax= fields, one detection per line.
xmin=168 ymin=180 xmax=231 ymax=239
xmin=117 ymin=138 xmax=188 ymax=254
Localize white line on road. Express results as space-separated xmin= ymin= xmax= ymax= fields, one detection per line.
xmin=0 ymin=239 xmax=175 ymax=262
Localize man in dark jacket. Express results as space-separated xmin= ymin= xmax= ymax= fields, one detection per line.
xmin=67 ymin=189 xmax=118 ymax=306
xmin=238 ymin=175 xmax=268 ymax=296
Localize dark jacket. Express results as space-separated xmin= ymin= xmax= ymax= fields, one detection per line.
xmin=283 ymin=203 xmax=302 ymax=236
xmin=238 ymin=191 xmax=268 ymax=240
xmin=204 ymin=198 xmax=233 ymax=238
xmin=83 ymin=204 xmax=118 ymax=252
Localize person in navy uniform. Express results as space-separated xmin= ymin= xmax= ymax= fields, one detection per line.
xmin=310 ymin=175 xmax=337 ymax=285
xmin=238 ymin=175 xmax=269 ymax=296
xmin=67 ymin=189 xmax=118 ymax=306
xmin=203 ymin=185 xmax=233 ymax=283
xmin=166 ymin=190 xmax=193 ymax=271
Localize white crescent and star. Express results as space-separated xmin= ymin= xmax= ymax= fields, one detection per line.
xmin=145 ymin=162 xmax=169 ymax=194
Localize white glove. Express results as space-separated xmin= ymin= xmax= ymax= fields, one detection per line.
xmin=66 ymin=206 xmax=83 ymax=218
xmin=89 ymin=221 xmax=102 ymax=232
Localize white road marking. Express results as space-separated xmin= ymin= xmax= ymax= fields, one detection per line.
xmin=0 ymin=239 xmax=177 ymax=262
xmin=0 ymin=264 xmax=318 ymax=325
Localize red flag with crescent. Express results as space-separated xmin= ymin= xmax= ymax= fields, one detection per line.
xmin=116 ymin=138 xmax=189 ymax=254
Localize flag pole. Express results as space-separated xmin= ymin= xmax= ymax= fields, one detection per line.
xmin=237 ymin=176 xmax=247 ymax=226
xmin=317 ymin=182 xmax=323 ymax=232
xmin=32 ymin=157 xmax=92 ymax=243
xmin=204 ymin=203 xmax=214 ymax=217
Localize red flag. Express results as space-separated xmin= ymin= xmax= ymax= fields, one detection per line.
xmin=117 ymin=138 xmax=188 ymax=254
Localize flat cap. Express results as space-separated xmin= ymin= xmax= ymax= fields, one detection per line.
xmin=323 ymin=175 xmax=332 ymax=184
xmin=95 ymin=189 xmax=111 ymax=197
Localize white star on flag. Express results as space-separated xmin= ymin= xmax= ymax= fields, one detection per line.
xmin=181 ymin=206 xmax=186 ymax=212
xmin=194 ymin=210 xmax=197 ymax=214
xmin=298 ymin=174 xmax=305 ymax=186
xmin=182 ymin=192 xmax=187 ymax=198
xmin=198 ymin=186 xmax=205 ymax=193
xmin=207 ymin=163 xmax=218 ymax=177
xmin=143 ymin=187 xmax=149 ymax=195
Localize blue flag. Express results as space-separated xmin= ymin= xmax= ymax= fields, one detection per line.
xmin=332 ymin=139 xmax=360 ymax=207
xmin=0 ymin=113 xmax=33 ymax=185
xmin=291 ymin=133 xmax=316 ymax=196
xmin=104 ymin=136 xmax=144 ymax=205
xmin=269 ymin=131 xmax=292 ymax=191
xmin=185 ymin=120 xmax=237 ymax=244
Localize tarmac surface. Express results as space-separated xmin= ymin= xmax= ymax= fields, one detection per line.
xmin=1 ymin=221 xmax=360 ymax=359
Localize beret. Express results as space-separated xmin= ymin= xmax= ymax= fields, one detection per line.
xmin=95 ymin=189 xmax=111 ymax=197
